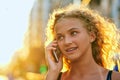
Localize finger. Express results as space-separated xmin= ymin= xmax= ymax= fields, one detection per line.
xmin=47 ymin=41 xmax=58 ymax=48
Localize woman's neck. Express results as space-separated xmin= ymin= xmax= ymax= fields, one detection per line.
xmin=69 ymin=52 xmax=100 ymax=75
xmin=68 ymin=46 xmax=97 ymax=73
xmin=62 ymin=55 xmax=107 ymax=80
xmin=63 ymin=59 xmax=107 ymax=80
xmin=62 ymin=52 xmax=108 ymax=80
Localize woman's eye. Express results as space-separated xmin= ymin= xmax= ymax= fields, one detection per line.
xmin=57 ymin=36 xmax=64 ymax=40
xmin=71 ymin=31 xmax=77 ymax=36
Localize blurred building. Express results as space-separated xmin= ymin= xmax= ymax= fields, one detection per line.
xmin=90 ymin=0 xmax=120 ymax=28
xmin=24 ymin=0 xmax=46 ymax=73
xmin=23 ymin=0 xmax=74 ymax=74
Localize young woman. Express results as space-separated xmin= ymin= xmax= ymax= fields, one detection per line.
xmin=45 ymin=4 xmax=120 ymax=80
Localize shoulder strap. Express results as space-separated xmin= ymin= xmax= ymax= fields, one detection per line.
xmin=106 ymin=71 xmax=112 ymax=80
xmin=57 ymin=72 xmax=62 ymax=80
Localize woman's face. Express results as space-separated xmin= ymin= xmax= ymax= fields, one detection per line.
xmin=54 ymin=18 xmax=95 ymax=62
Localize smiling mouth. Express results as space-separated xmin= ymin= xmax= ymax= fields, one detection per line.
xmin=66 ymin=47 xmax=78 ymax=52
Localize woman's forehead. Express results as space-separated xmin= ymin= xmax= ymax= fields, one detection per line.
xmin=54 ymin=18 xmax=86 ymax=33
xmin=55 ymin=17 xmax=86 ymax=29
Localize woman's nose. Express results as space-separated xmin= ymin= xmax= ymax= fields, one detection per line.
xmin=64 ymin=36 xmax=72 ymax=45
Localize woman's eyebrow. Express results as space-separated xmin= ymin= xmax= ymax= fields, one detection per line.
xmin=68 ymin=28 xmax=79 ymax=32
xmin=56 ymin=28 xmax=80 ymax=35
xmin=56 ymin=32 xmax=62 ymax=36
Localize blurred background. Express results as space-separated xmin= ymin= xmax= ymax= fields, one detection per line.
xmin=0 ymin=0 xmax=120 ymax=80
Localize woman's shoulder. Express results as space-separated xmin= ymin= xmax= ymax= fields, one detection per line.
xmin=112 ymin=71 xmax=120 ymax=80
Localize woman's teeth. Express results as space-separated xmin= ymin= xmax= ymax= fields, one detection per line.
xmin=66 ymin=47 xmax=77 ymax=52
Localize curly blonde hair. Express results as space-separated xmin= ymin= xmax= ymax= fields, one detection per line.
xmin=45 ymin=4 xmax=120 ymax=70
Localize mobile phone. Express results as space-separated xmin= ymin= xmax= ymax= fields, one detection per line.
xmin=52 ymin=47 xmax=61 ymax=62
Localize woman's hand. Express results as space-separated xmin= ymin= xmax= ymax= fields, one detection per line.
xmin=45 ymin=40 xmax=63 ymax=80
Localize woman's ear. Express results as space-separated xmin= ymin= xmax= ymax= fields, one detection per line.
xmin=89 ymin=31 xmax=96 ymax=43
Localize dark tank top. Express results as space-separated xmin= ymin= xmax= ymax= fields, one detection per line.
xmin=57 ymin=71 xmax=112 ymax=80
xmin=106 ymin=71 xmax=112 ymax=80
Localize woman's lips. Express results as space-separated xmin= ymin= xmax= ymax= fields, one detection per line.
xmin=65 ymin=47 xmax=78 ymax=53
